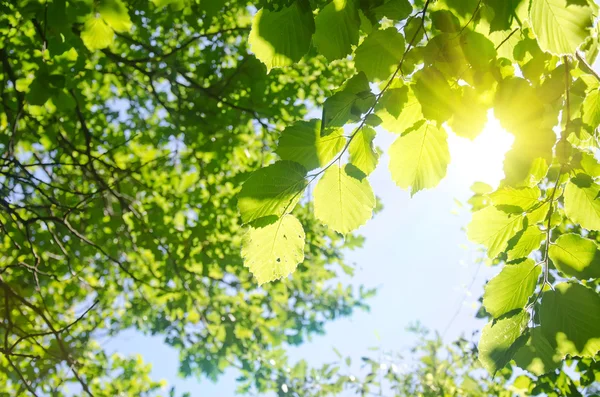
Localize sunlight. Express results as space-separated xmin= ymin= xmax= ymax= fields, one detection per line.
xmin=447 ymin=110 xmax=515 ymax=187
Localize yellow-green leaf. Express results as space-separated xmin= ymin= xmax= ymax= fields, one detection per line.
xmin=249 ymin=2 xmax=315 ymax=72
xmin=530 ymin=0 xmax=595 ymax=56
xmin=241 ymin=214 xmax=305 ymax=284
xmin=98 ymin=0 xmax=132 ymax=33
xmin=563 ymin=176 xmax=600 ymax=231
xmin=540 ymin=283 xmax=600 ymax=358
xmin=388 ymin=121 xmax=449 ymax=195
xmin=483 ymin=259 xmax=541 ymax=318
xmin=238 ymin=161 xmax=308 ymax=224
xmin=376 ymin=84 xmax=423 ymax=135
xmin=276 ymin=120 xmax=346 ymax=171
xmin=81 ymin=17 xmax=115 ymax=51
xmin=354 ymin=28 xmax=405 ymax=81
xmin=349 ymin=126 xmax=379 ymax=176
xmin=313 ymin=164 xmax=375 ymax=234
xmin=548 ymin=233 xmax=600 ymax=279
xmin=313 ymin=0 xmax=360 ymax=61
xmin=489 ymin=186 xmax=541 ymax=212
xmin=514 ymin=327 xmax=562 ymax=376
xmin=467 ymin=206 xmax=525 ymax=259
xmin=479 ymin=310 xmax=530 ymax=374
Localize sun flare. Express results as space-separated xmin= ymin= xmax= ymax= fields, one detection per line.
xmin=448 ymin=110 xmax=515 ymax=186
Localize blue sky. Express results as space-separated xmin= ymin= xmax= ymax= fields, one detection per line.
xmin=104 ymin=112 xmax=518 ymax=395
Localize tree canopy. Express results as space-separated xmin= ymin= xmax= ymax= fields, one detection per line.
xmin=1 ymin=0 xmax=600 ymax=395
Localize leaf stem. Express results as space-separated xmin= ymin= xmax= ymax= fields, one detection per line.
xmin=575 ymin=51 xmax=600 ymax=82
xmin=495 ymin=28 xmax=519 ymax=51
xmin=307 ymin=0 xmax=433 ymax=180
xmin=564 ymin=56 xmax=571 ymax=131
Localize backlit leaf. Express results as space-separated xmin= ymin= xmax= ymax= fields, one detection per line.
xmin=467 ymin=206 xmax=525 ymax=259
xmin=563 ymin=176 xmax=600 ymax=231
xmin=489 ymin=186 xmax=541 ymax=212
xmin=388 ymin=121 xmax=450 ymax=195
xmin=376 ymin=85 xmax=423 ymax=135
xmin=238 ymin=161 xmax=308 ymax=224
xmin=322 ymin=72 xmax=374 ymax=130
xmin=530 ymin=0 xmax=595 ymax=55
xmin=514 ymin=327 xmax=562 ymax=376
xmin=249 ymin=2 xmax=315 ymax=71
xmin=98 ymin=0 xmax=132 ymax=33
xmin=354 ymin=28 xmax=405 ymax=81
xmin=372 ymin=0 xmax=412 ymax=22
xmin=479 ymin=310 xmax=530 ymax=374
xmin=314 ymin=164 xmax=375 ymax=234
xmin=483 ymin=259 xmax=541 ymax=318
xmin=81 ymin=17 xmax=114 ymax=51
xmin=276 ymin=120 xmax=346 ymax=171
xmin=540 ymin=283 xmax=600 ymax=358
xmin=349 ymin=127 xmax=379 ymax=176
xmin=582 ymin=88 xmax=600 ymax=128
xmin=413 ymin=66 xmax=458 ymax=123
xmin=548 ymin=233 xmax=600 ymax=279
xmin=507 ymin=225 xmax=545 ymax=261
xmin=242 ymin=214 xmax=305 ymax=284
xmin=313 ymin=0 xmax=360 ymax=61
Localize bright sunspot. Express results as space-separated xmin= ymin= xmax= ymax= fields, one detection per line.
xmin=447 ymin=110 xmax=514 ymax=187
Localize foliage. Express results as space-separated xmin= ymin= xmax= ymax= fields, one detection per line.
xmin=241 ymin=0 xmax=600 ymax=387
xmin=0 ymin=0 xmax=373 ymax=394
xmin=234 ymin=325 xmax=523 ymax=397
xmin=2 ymin=0 xmax=600 ymax=394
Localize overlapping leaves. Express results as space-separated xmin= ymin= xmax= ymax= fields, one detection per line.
xmin=242 ymin=1 xmax=600 ymax=384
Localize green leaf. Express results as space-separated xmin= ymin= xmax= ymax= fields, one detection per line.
xmin=276 ymin=120 xmax=346 ymax=171
xmin=514 ymin=327 xmax=562 ymax=376
xmin=580 ymin=151 xmax=600 ymax=177
xmin=313 ymin=0 xmax=360 ymax=61
xmin=388 ymin=121 xmax=449 ymax=196
xmin=582 ymin=88 xmax=600 ymax=128
xmin=349 ymin=126 xmax=379 ymax=176
xmin=483 ymin=0 xmax=523 ymax=32
xmin=540 ymin=282 xmax=600 ymax=358
xmin=81 ymin=16 xmax=115 ymax=51
xmin=98 ymin=0 xmax=132 ymax=33
xmin=467 ymin=206 xmax=525 ymax=259
xmin=460 ymin=31 xmax=497 ymax=70
xmin=238 ymin=161 xmax=308 ymax=224
xmin=354 ymin=28 xmax=405 ymax=81
xmin=530 ymin=0 xmax=595 ymax=56
xmin=413 ymin=66 xmax=458 ymax=123
xmin=479 ymin=310 xmax=530 ymax=374
xmin=548 ymin=233 xmax=600 ymax=280
xmin=241 ymin=214 xmax=305 ymax=284
xmin=431 ymin=10 xmax=461 ymax=33
xmin=506 ymin=225 xmax=545 ymax=261
xmin=372 ymin=0 xmax=412 ymax=22
xmin=313 ymin=164 xmax=375 ymax=234
xmin=483 ymin=259 xmax=541 ymax=318
xmin=563 ymin=177 xmax=600 ymax=231
xmin=448 ymin=86 xmax=488 ymax=140
xmin=489 ymin=186 xmax=541 ymax=212
xmin=249 ymin=2 xmax=315 ymax=71
xmin=322 ymin=72 xmax=374 ymax=130
xmin=376 ymin=84 xmax=423 ymax=135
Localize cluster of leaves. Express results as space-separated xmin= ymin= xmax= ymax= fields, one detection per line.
xmin=466 ymin=172 xmax=600 ymax=392
xmin=241 ymin=0 xmax=600 ymax=382
xmin=3 ymin=0 xmax=600 ymax=394
xmin=0 ymin=0 xmax=379 ymax=394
